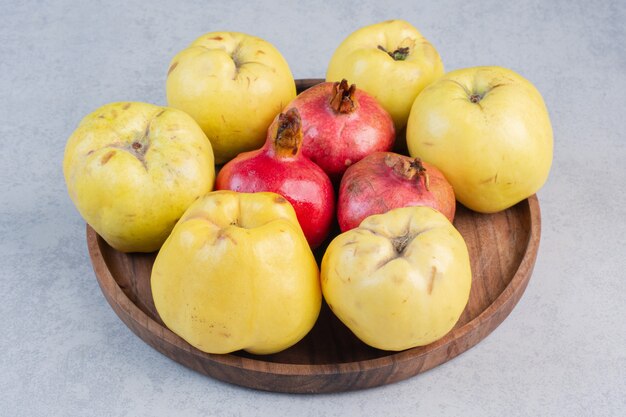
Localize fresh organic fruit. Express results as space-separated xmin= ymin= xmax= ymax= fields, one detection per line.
xmin=321 ymin=206 xmax=472 ymax=351
xmin=284 ymin=79 xmax=395 ymax=181
xmin=151 ymin=190 xmax=321 ymax=355
xmin=216 ymin=108 xmax=335 ymax=248
xmin=406 ymin=66 xmax=553 ymax=213
xmin=326 ymin=20 xmax=444 ymax=131
xmin=337 ymin=152 xmax=455 ymax=232
xmin=63 ymin=102 xmax=215 ymax=252
xmin=166 ymin=31 xmax=297 ymax=164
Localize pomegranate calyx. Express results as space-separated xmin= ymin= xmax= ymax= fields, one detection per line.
xmin=273 ymin=108 xmax=303 ymax=156
xmin=385 ymin=155 xmax=430 ymax=190
xmin=329 ymin=79 xmax=357 ymax=114
xmin=409 ymin=158 xmax=430 ymax=191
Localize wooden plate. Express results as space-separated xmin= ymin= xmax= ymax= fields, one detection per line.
xmin=87 ymin=79 xmax=541 ymax=394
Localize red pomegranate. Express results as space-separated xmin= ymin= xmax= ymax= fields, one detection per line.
xmin=285 ymin=79 xmax=395 ymax=182
xmin=216 ymin=108 xmax=335 ymax=249
xmin=337 ymin=152 xmax=456 ymax=232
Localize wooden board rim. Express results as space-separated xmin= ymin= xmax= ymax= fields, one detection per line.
xmin=85 ymin=78 xmax=542 ymax=392
xmin=87 ymin=195 xmax=540 ymax=391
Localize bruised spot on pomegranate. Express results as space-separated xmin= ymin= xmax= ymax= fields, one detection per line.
xmin=100 ymin=150 xmax=115 ymax=165
xmin=346 ymin=181 xmax=362 ymax=194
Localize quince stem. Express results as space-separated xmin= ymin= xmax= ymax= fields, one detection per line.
xmin=377 ymin=45 xmax=410 ymax=61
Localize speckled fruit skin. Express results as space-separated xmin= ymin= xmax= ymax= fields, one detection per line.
xmin=216 ymin=109 xmax=335 ymax=249
xmin=285 ymin=80 xmax=395 ymax=182
xmin=321 ymin=206 xmax=472 ymax=351
xmin=326 ymin=19 xmax=444 ymax=131
xmin=63 ymin=102 xmax=215 ymax=253
xmin=338 ymin=152 xmax=455 ymax=232
xmin=166 ymin=31 xmax=296 ymax=164
xmin=406 ymin=66 xmax=553 ymax=213
xmin=151 ymin=190 xmax=321 ymax=355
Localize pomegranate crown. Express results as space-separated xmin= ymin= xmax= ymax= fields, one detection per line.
xmin=385 ymin=154 xmax=431 ymax=190
xmin=329 ymin=79 xmax=357 ymax=113
xmin=273 ymin=108 xmax=302 ymax=155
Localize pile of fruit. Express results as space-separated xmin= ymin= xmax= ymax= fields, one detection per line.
xmin=63 ymin=20 xmax=553 ymax=354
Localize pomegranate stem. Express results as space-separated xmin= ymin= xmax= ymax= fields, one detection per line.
xmin=273 ymin=108 xmax=302 ymax=156
xmin=386 ymin=155 xmax=430 ymax=190
xmin=329 ymin=79 xmax=357 ymax=114
xmin=409 ymin=158 xmax=430 ymax=191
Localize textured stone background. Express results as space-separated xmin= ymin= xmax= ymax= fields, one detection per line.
xmin=1 ymin=0 xmax=624 ymax=416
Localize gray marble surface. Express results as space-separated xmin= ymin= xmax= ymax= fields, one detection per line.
xmin=2 ymin=0 xmax=625 ymax=416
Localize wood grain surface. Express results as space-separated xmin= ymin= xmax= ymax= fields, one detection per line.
xmin=86 ymin=79 xmax=541 ymax=393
